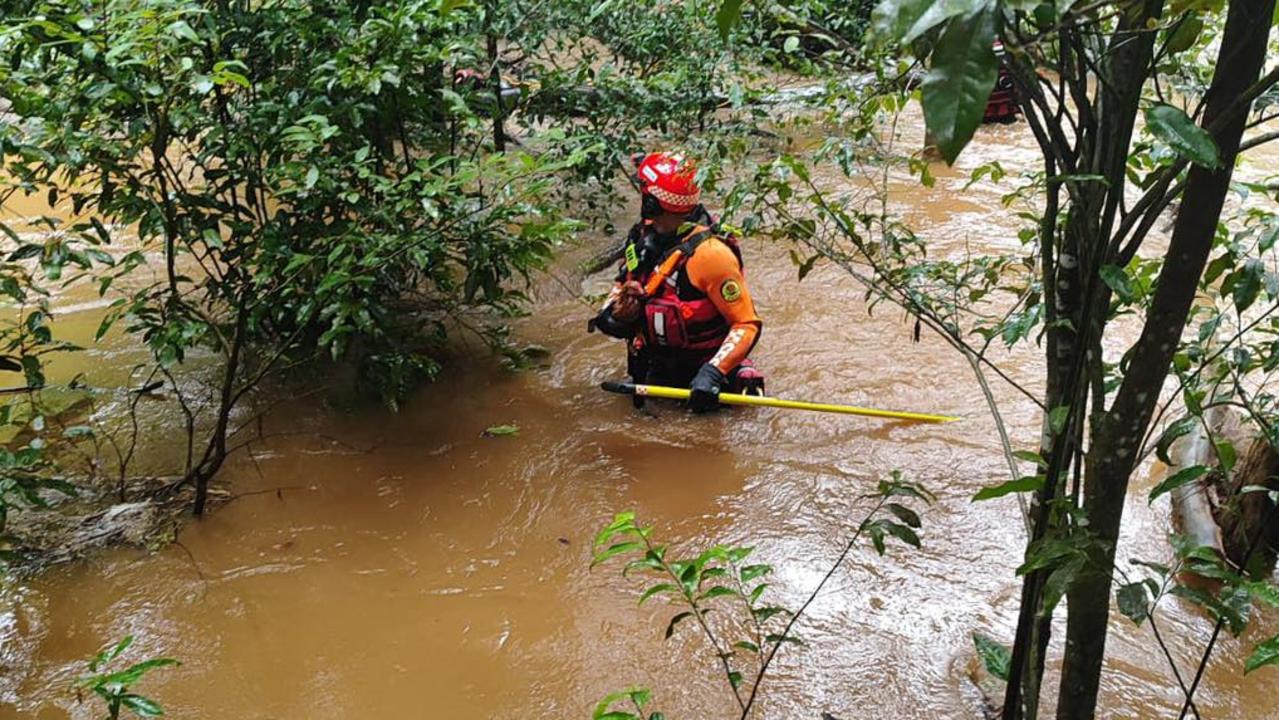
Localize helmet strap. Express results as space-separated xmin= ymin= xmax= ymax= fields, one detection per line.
xmin=640 ymin=193 xmax=665 ymax=220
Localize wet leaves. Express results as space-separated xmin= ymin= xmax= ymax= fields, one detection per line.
xmin=1154 ymin=416 xmax=1198 ymax=464
xmin=80 ymin=636 xmax=178 ymax=719
xmin=972 ymin=475 xmax=1044 ymax=501
xmin=1245 ymin=635 xmax=1279 ymax=675
xmin=1148 ymin=465 xmax=1209 ymax=504
xmin=972 ymin=632 xmax=1011 ymax=682
xmin=1145 ymin=103 xmax=1221 ymax=170
xmin=482 ymin=424 xmax=520 ymax=438
xmin=664 ymin=611 xmax=693 ymax=639
xmin=920 ymin=7 xmax=998 ymax=164
xmin=1117 ymin=582 xmax=1151 ymax=626
xmin=592 ymin=687 xmax=659 ymax=720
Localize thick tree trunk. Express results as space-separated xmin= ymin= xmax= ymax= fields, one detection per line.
xmin=1215 ymin=437 xmax=1279 ymax=575
xmin=1003 ymin=6 xmax=1165 ymax=718
xmin=1055 ymin=0 xmax=1277 ymax=716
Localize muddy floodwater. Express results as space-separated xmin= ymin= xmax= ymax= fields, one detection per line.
xmin=3 ymin=111 xmax=1279 ymax=719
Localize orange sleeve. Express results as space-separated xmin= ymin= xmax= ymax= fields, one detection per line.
xmin=685 ymin=238 xmax=761 ymax=374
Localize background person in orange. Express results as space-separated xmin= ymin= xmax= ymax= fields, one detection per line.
xmin=589 ymin=152 xmax=763 ymax=412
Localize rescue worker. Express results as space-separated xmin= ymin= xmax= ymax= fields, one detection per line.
xmin=983 ymin=42 xmax=1019 ymax=124
xmin=589 ymin=152 xmax=763 ymax=412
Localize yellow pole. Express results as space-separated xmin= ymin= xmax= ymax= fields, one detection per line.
xmin=601 ymin=382 xmax=959 ymax=424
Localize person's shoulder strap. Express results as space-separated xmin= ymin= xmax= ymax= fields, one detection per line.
xmin=678 ymin=225 xmax=716 ymax=257
xmin=683 ymin=226 xmax=743 ymax=269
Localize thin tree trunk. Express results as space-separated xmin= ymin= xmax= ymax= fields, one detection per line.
xmin=487 ymin=28 xmax=505 ymax=152
xmin=1056 ymin=0 xmax=1277 ymax=716
xmin=192 ymin=299 xmax=249 ymax=516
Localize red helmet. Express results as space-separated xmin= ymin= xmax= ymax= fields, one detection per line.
xmin=634 ymin=152 xmax=701 ymax=215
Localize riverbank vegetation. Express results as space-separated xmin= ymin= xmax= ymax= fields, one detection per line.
xmin=4 ymin=0 xmax=1279 ymax=718
xmin=0 ymin=0 xmax=829 ymax=552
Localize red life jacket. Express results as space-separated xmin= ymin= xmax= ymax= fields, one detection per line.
xmin=985 ymin=44 xmax=1019 ymax=123
xmin=625 ymin=227 xmax=743 ymax=353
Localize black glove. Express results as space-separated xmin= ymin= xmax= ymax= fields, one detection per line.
xmin=589 ymin=306 xmax=638 ymax=339
xmin=689 ymin=363 xmax=727 ymax=413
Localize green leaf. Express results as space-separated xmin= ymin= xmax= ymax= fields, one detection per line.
xmin=1156 ymin=417 xmax=1198 ymax=464
xmin=903 ymin=0 xmax=991 ymax=44
xmin=622 ymin=557 xmax=663 ymax=578
xmin=1149 ymin=465 xmax=1209 ymax=504
xmin=749 ymin=583 xmax=768 ymax=603
xmin=972 ymin=632 xmax=1011 ymax=681
xmin=167 ymin=20 xmax=199 ymax=43
xmin=1049 ymin=405 xmax=1070 ymax=436
xmin=1204 ymin=252 xmax=1234 ymax=286
xmin=594 ymin=690 xmax=645 ymax=720
xmin=91 ymin=636 xmax=135 ymax=672
xmin=715 ymin=0 xmax=745 ymax=41
xmin=1245 ymin=635 xmax=1279 ymax=674
xmin=1234 ymin=258 xmax=1264 ymax=313
xmin=1099 ymin=264 xmax=1135 ymax=303
xmin=869 ymin=525 xmax=886 ymax=555
xmin=886 ymin=503 xmax=921 ymax=528
xmin=871 ymin=0 xmax=934 ymax=41
xmin=698 ymin=586 xmax=736 ymax=602
xmin=1041 ymin=557 xmax=1084 ymax=616
xmin=740 ymin=564 xmax=772 ymax=583
xmin=921 ymin=7 xmax=998 ymax=164
xmin=120 ymin=694 xmax=164 ymax=717
xmin=482 ymin=424 xmax=519 ymax=437
xmin=876 ymin=474 xmax=936 ymax=503
xmin=677 ymin=562 xmax=699 ymax=594
xmin=1146 ymin=103 xmax=1221 ymax=169
xmin=627 ymin=688 xmax=651 ymax=708
xmin=1215 ymin=439 xmax=1238 ymax=473
xmin=97 ymin=658 xmax=180 ymax=688
xmin=664 ymin=611 xmax=693 ymax=639
xmin=1221 ymin=586 xmax=1253 ymax=636
xmin=1013 ymin=449 xmax=1046 ymax=468
xmin=881 ymin=521 xmax=921 ymax=548
xmin=0 ymin=222 xmax=20 ymax=245
xmin=1248 ymin=582 xmax=1279 ymax=608
xmin=972 ymin=475 xmax=1043 ymax=501
xmin=1117 ymin=582 xmax=1150 ymax=625
xmin=1165 ymin=16 xmax=1204 ymax=54
xmin=1263 ymin=223 xmax=1279 ymax=253
xmin=783 ymin=36 xmax=800 ymax=53
xmin=1017 ymin=537 xmax=1080 ymax=576
xmin=733 ymin=640 xmax=760 ymax=653
xmin=701 ymin=567 xmax=729 ymax=581
xmin=639 ymin=583 xmax=676 ymax=605
xmin=9 ymin=243 xmax=43 ymax=261
xmin=752 ymin=606 xmax=788 ymax=623
xmin=728 ymin=671 xmax=744 ymax=689
xmin=592 ymin=541 xmax=643 ymax=568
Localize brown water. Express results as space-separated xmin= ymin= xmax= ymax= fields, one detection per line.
xmin=3 ymin=112 xmax=1279 ymax=720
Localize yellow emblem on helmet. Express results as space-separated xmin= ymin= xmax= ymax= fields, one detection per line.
xmin=720 ymin=279 xmax=742 ymax=302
